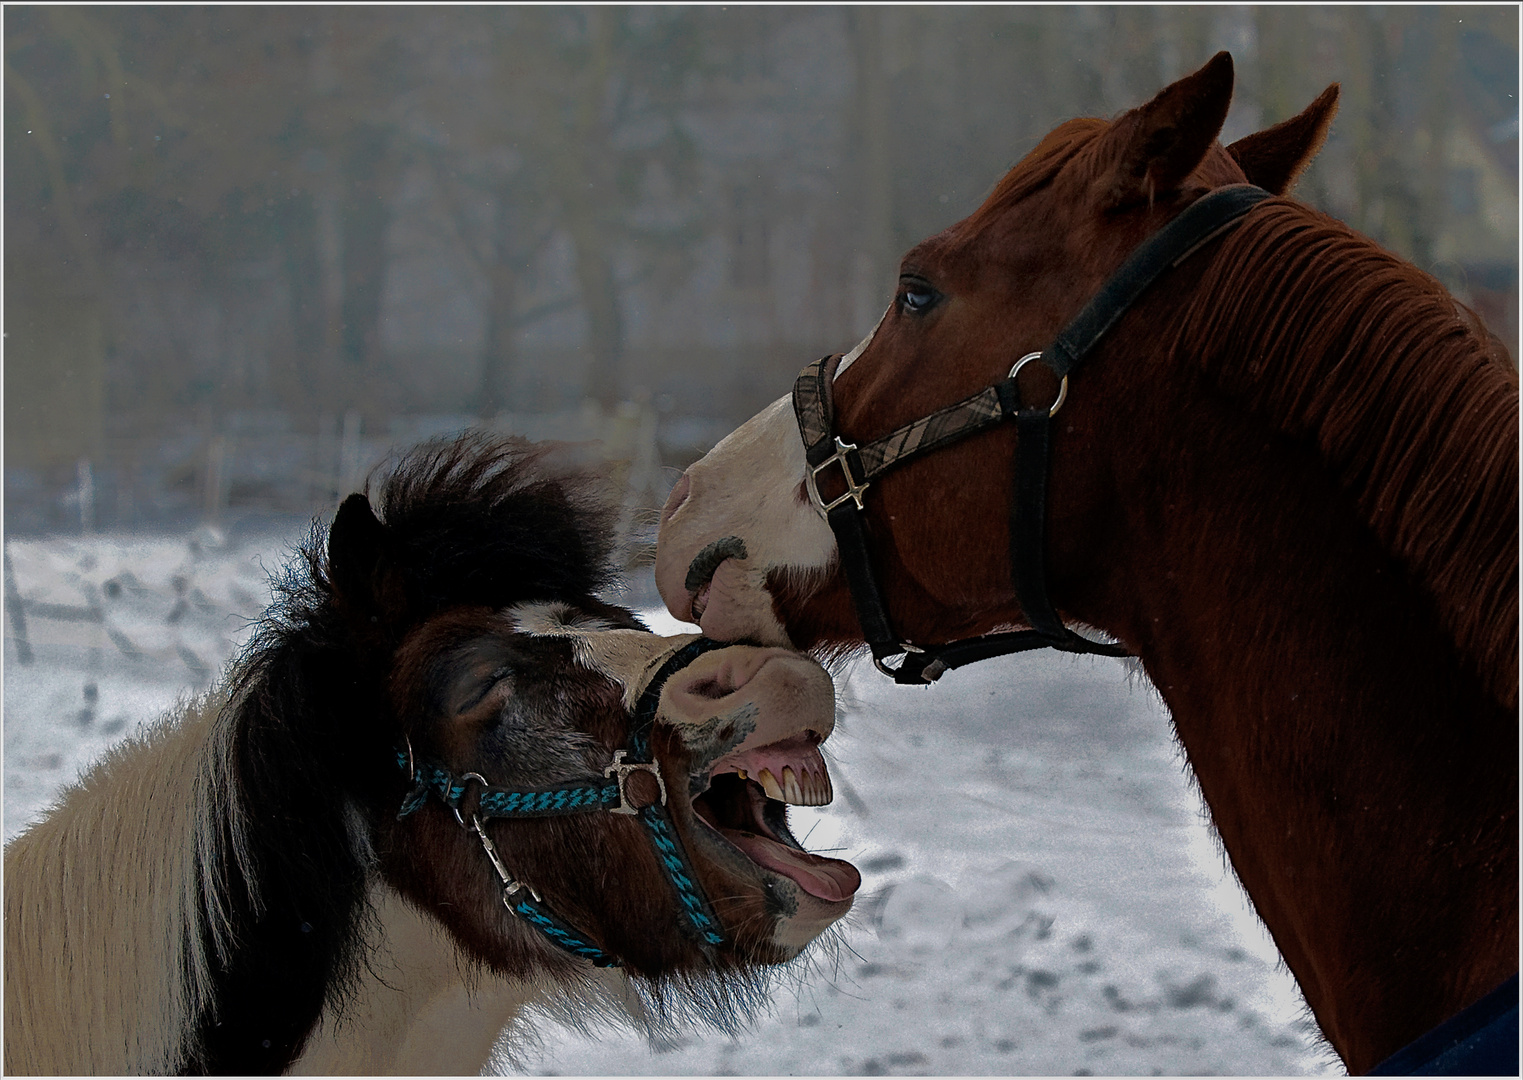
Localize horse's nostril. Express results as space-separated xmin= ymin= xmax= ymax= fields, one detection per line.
xmin=685 ymin=536 xmax=748 ymax=593
xmin=661 ymin=472 xmax=692 ymax=525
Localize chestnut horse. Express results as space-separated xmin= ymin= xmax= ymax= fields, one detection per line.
xmin=656 ymin=54 xmax=1516 ymax=1074
xmin=5 ymin=433 xmax=859 ymax=1075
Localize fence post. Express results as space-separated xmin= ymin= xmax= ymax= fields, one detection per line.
xmin=76 ymin=458 xmax=95 ymax=536
xmin=3 ymin=542 xmax=33 ymax=665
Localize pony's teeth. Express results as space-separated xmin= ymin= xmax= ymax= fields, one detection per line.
xmin=758 ymin=768 xmax=785 ymax=801
xmin=782 ymin=766 xmax=803 ymax=804
xmin=798 ymin=768 xmax=831 ymax=806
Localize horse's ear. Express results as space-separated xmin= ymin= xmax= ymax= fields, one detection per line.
xmin=328 ymin=493 xmax=408 ymax=631
xmin=1097 ymin=51 xmax=1235 ymax=210
xmin=1227 ymin=83 xmax=1340 ymax=196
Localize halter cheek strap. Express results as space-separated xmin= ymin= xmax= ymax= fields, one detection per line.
xmin=397 ymin=636 xmax=732 ymax=967
xmin=795 ymin=184 xmax=1273 ymax=683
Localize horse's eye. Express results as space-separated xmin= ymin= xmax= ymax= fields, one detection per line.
xmin=898 ymin=280 xmax=938 ymax=314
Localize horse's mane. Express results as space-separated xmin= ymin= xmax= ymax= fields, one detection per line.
xmin=194 ymin=434 xmax=623 ymax=1069
xmin=1170 ymin=199 xmax=1519 ymax=709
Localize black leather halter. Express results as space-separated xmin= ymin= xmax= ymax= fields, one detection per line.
xmin=793 ymin=184 xmax=1273 ymax=684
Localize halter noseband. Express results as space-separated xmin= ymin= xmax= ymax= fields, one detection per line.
xmin=396 ymin=636 xmax=732 ymax=967
xmin=794 ymin=184 xmax=1273 ymax=684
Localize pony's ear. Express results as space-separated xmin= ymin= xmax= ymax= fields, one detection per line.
xmin=328 ymin=493 xmax=408 ymax=632
xmin=1097 ymin=51 xmax=1235 ymax=210
xmin=1227 ymin=83 xmax=1340 ymax=196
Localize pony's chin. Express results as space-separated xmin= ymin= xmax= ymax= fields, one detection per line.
xmin=769 ymin=888 xmax=855 ymax=958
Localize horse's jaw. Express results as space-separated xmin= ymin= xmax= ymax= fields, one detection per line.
xmin=656 ymin=394 xmax=835 ymax=644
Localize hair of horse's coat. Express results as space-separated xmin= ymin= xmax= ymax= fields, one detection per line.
xmin=4 ymin=433 xmax=805 ymax=1074
xmin=1169 ymin=199 xmax=1518 ymax=709
xmin=5 ymin=436 xmax=624 ymax=1072
xmin=4 ymin=698 xmax=220 ymax=1074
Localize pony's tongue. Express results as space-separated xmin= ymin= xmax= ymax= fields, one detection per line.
xmin=722 ymin=829 xmax=861 ymax=902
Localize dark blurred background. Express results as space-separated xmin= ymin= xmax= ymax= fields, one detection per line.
xmin=6 ymin=5 xmax=1516 ymax=544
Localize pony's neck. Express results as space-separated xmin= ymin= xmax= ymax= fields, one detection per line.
xmin=289 ymin=884 xmax=634 ymax=1075
xmin=1088 ymin=370 xmax=1516 ymax=1072
xmin=288 ymin=885 xmax=524 ymax=1075
xmin=3 ymin=699 xmax=218 ymax=1075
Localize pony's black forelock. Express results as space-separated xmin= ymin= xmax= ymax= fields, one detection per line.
xmin=365 ymin=433 xmax=621 ymax=618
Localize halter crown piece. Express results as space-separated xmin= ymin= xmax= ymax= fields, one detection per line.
xmin=794 ymin=185 xmax=1274 ymax=683
xmin=396 ymin=637 xmax=732 ymax=967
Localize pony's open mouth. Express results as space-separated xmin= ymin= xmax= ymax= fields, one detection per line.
xmin=688 ymin=734 xmax=861 ymax=903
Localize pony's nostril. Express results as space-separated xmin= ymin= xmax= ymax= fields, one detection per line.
xmin=675 ymin=651 xmax=772 ymax=704
xmin=661 ymin=472 xmax=692 ymax=525
xmin=687 ymin=677 xmax=728 ymax=700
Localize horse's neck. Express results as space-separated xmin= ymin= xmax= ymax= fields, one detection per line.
xmin=289 ymin=884 xmax=633 ymax=1075
xmin=3 ymin=698 xmax=220 ymax=1075
xmin=1096 ymin=388 xmax=1517 ymax=1071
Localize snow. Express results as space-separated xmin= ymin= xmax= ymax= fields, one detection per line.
xmin=3 ymin=528 xmax=1340 ymax=1075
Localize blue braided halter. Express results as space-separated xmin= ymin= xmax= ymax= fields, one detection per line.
xmin=396 ymin=636 xmax=732 ymax=967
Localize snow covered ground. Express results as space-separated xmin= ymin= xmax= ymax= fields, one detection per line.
xmin=3 ymin=526 xmax=1340 ymax=1075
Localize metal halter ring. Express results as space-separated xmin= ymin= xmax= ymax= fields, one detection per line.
xmin=604 ymin=750 xmax=668 ymax=815
xmin=451 ymin=772 xmax=491 ymax=827
xmin=1009 ymin=352 xmax=1068 ymax=417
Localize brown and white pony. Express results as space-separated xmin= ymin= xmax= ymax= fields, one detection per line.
xmin=655 ymin=54 xmax=1517 ymax=1074
xmin=4 ymin=433 xmax=859 ymax=1075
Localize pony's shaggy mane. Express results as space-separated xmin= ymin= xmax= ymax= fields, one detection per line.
xmin=1170 ymin=199 xmax=1519 ymax=708
xmin=191 ymin=434 xmax=626 ymax=1071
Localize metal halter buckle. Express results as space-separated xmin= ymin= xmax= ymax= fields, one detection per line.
xmin=469 ymin=813 xmax=542 ymax=912
xmin=1009 ymin=352 xmax=1069 ymax=417
xmin=604 ymin=750 xmax=667 ymax=815
xmin=806 ymin=436 xmax=871 ymax=516
xmin=872 ymin=642 xmax=927 ymax=679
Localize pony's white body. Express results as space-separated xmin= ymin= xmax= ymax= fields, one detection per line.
xmin=289 ymin=888 xmax=635 ymax=1075
xmin=5 ymin=699 xmax=212 ymax=1075
xmin=3 ymin=695 xmax=639 ymax=1076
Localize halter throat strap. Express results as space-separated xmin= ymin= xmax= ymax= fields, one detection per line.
xmin=396 ymin=636 xmax=732 ymax=965
xmin=795 ymin=184 xmax=1272 ymax=683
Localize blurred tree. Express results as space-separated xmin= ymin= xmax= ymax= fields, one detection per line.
xmin=415 ymin=7 xmax=705 ymax=414
xmin=3 ymin=4 xmax=1514 ymax=529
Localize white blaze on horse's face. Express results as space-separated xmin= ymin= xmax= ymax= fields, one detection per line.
xmin=655 ymin=315 xmax=886 ymax=644
xmin=508 ymin=601 xmax=858 ymax=954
